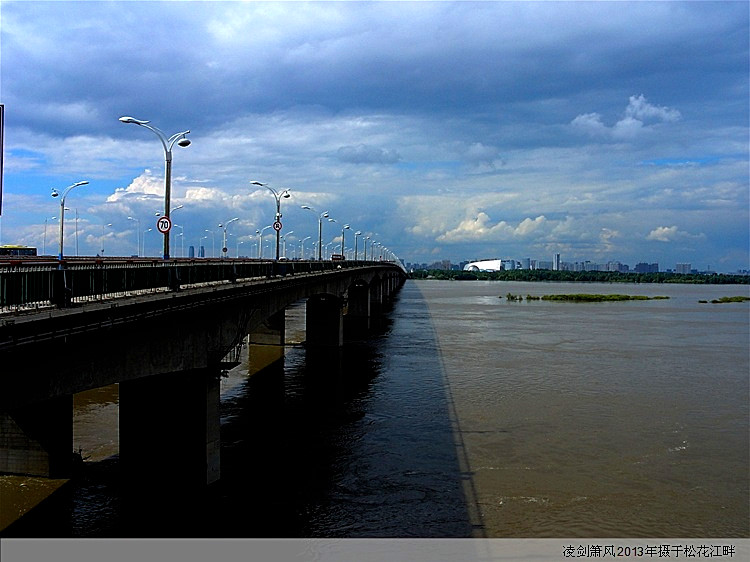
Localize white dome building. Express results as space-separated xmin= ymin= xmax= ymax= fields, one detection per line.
xmin=463 ymin=259 xmax=505 ymax=272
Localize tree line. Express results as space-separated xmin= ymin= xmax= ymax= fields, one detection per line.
xmin=408 ymin=268 xmax=750 ymax=285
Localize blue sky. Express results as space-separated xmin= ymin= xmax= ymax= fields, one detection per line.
xmin=1 ymin=1 xmax=748 ymax=271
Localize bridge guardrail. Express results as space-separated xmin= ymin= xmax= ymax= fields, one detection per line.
xmin=0 ymin=258 xmax=400 ymax=313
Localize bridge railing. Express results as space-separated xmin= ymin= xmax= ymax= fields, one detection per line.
xmin=0 ymin=258 xmax=397 ymax=313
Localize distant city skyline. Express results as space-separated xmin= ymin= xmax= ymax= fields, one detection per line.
xmin=1 ymin=2 xmax=747 ymax=272
xmin=409 ymin=254 xmax=740 ymax=275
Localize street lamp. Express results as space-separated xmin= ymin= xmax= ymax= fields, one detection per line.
xmin=119 ymin=116 xmax=190 ymax=260
xmin=219 ymin=217 xmax=239 ymax=257
xmin=301 ymin=236 xmax=312 ymax=260
xmin=354 ymin=231 xmax=362 ymax=261
xmin=204 ymin=229 xmax=216 ymax=258
xmin=43 ymin=216 xmax=57 ymax=256
xmin=281 ymin=230 xmax=294 ymax=258
xmin=172 ymin=223 xmax=185 ymax=257
xmin=340 ymin=224 xmax=350 ymax=257
xmin=143 ymin=228 xmax=153 ymax=257
xmin=251 ymin=181 xmax=290 ymax=260
xmin=100 ymin=223 xmax=112 ymax=256
xmin=127 ymin=216 xmax=141 ymax=257
xmin=256 ymin=225 xmax=273 ymax=259
xmin=301 ymin=205 xmax=330 ymax=261
xmin=51 ymin=180 xmax=88 ymax=262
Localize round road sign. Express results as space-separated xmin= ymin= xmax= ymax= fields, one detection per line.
xmin=156 ymin=216 xmax=172 ymax=234
xmin=273 ymin=221 xmax=282 ymax=231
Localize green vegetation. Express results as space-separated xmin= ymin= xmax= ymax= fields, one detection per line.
xmin=409 ymin=268 xmax=750 ymax=284
xmin=540 ymin=294 xmax=668 ymax=302
xmin=702 ymin=296 xmax=750 ymax=304
xmin=501 ymin=293 xmax=670 ymax=302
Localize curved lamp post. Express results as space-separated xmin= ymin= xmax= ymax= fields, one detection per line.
xmin=119 ymin=116 xmax=190 ymax=260
xmin=100 ymin=223 xmax=112 ymax=256
xmin=354 ymin=231 xmax=362 ymax=261
xmin=143 ymin=228 xmax=153 ymax=257
xmin=300 ymin=236 xmax=312 ymax=260
xmin=340 ymin=224 xmax=350 ymax=257
xmin=219 ymin=217 xmax=239 ymax=257
xmin=301 ymin=205 xmax=330 ymax=261
xmin=256 ymin=225 xmax=273 ymax=259
xmin=251 ymin=181 xmax=290 ymax=260
xmin=280 ymin=230 xmax=294 ymax=258
xmin=51 ymin=180 xmax=88 ymax=262
xmin=204 ymin=229 xmax=216 ymax=258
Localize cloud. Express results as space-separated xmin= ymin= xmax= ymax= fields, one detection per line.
xmin=1 ymin=2 xmax=747 ymax=271
xmin=646 ymin=226 xmax=704 ymax=242
xmin=336 ymin=144 xmax=401 ymax=164
xmin=437 ymin=213 xmax=547 ymax=243
xmin=625 ymin=94 xmax=681 ymax=123
xmin=572 ymin=94 xmax=681 ymax=140
xmin=106 ymin=170 xmax=163 ymax=202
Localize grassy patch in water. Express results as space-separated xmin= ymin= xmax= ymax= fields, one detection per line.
xmin=702 ymin=296 xmax=750 ymax=304
xmin=501 ymin=293 xmax=670 ymax=302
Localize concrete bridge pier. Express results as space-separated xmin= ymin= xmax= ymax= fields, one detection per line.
xmin=370 ymin=281 xmax=384 ymax=316
xmin=306 ymin=294 xmax=344 ymax=347
xmin=345 ymin=281 xmax=371 ymax=334
xmin=0 ymin=395 xmax=73 ymax=478
xmin=247 ymin=309 xmax=286 ymax=375
xmin=118 ymin=368 xmax=221 ymax=504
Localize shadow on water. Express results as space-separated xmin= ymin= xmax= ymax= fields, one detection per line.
xmin=204 ymin=280 xmax=481 ymax=537
xmin=3 ymin=281 xmax=483 ymax=538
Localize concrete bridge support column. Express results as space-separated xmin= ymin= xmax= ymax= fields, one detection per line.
xmin=0 ymin=395 xmax=73 ymax=478
xmin=345 ymin=282 xmax=371 ymax=334
xmin=370 ymin=281 xmax=384 ymax=316
xmin=118 ymin=368 xmax=221 ymax=502
xmin=248 ymin=309 xmax=286 ymax=375
xmin=306 ymin=294 xmax=344 ymax=347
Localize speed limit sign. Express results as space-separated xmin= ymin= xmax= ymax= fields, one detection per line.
xmin=156 ymin=216 xmax=172 ymax=234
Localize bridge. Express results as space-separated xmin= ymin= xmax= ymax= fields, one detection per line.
xmin=0 ymin=258 xmax=406 ymax=497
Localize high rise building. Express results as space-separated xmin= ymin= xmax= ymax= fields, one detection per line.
xmin=553 ymin=253 xmax=561 ymax=271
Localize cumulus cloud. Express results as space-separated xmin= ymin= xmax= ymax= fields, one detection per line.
xmin=625 ymin=94 xmax=681 ymax=123
xmin=646 ymin=225 xmax=703 ymax=242
xmin=437 ymin=213 xmax=547 ymax=242
xmin=106 ymin=170 xmax=163 ymax=202
xmin=572 ymin=94 xmax=681 ymax=140
xmin=336 ymin=144 xmax=401 ymax=164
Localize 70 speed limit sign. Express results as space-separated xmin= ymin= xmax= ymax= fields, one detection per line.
xmin=156 ymin=216 xmax=172 ymax=234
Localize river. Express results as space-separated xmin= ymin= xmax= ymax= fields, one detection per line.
xmin=3 ymin=279 xmax=748 ymax=537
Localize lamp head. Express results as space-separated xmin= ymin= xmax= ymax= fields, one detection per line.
xmin=282 ymin=191 xmax=291 ymax=198
xmin=177 ymin=138 xmax=191 ymax=147
xmin=119 ymin=116 xmax=150 ymax=125
xmin=51 ymin=189 xmax=59 ymax=198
